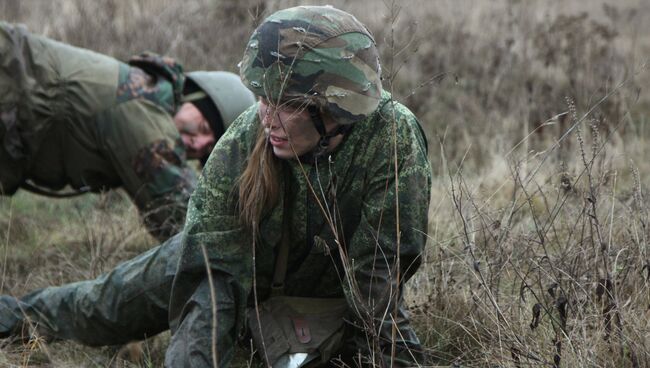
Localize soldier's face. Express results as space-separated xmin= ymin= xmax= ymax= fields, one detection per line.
xmin=258 ymin=98 xmax=342 ymax=159
xmin=173 ymin=103 xmax=216 ymax=159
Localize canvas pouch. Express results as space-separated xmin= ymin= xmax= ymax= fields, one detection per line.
xmin=247 ymin=296 xmax=348 ymax=367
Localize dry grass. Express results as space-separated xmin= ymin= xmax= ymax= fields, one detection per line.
xmin=1 ymin=0 xmax=649 ymax=366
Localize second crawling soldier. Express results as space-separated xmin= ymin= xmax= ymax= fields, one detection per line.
xmin=0 ymin=22 xmax=255 ymax=240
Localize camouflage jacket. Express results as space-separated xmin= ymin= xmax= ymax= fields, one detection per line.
xmin=169 ymin=92 xmax=432 ymax=366
xmin=0 ymin=22 xmax=195 ymax=240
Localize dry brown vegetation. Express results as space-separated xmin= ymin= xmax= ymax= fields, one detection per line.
xmin=1 ymin=0 xmax=649 ymax=366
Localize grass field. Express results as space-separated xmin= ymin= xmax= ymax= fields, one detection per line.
xmin=1 ymin=0 xmax=649 ymax=366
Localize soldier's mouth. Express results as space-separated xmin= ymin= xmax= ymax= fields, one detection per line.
xmin=269 ymin=134 xmax=288 ymax=146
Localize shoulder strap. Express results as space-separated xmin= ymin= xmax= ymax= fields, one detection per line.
xmin=20 ymin=180 xmax=89 ymax=198
xmin=271 ymin=169 xmax=292 ymax=296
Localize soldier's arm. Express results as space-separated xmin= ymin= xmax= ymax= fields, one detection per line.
xmin=346 ymin=104 xmax=431 ymax=366
xmin=98 ymin=99 xmax=197 ymax=240
xmin=167 ymin=108 xmax=259 ymax=367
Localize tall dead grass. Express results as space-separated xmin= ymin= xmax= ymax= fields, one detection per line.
xmin=1 ymin=0 xmax=649 ymax=366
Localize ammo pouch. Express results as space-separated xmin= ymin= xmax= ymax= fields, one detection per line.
xmin=247 ymin=296 xmax=347 ymax=367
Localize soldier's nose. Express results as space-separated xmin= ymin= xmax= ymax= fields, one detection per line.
xmin=263 ymin=114 xmax=280 ymax=130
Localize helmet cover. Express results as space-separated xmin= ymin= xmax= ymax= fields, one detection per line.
xmin=239 ymin=5 xmax=382 ymax=124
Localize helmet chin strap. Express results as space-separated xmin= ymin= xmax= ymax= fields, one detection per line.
xmin=307 ymin=106 xmax=351 ymax=159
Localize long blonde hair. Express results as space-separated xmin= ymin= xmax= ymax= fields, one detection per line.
xmin=237 ymin=125 xmax=282 ymax=230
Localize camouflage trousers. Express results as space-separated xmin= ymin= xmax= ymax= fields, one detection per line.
xmin=0 ymin=233 xmax=223 ymax=367
xmin=0 ymin=234 xmax=425 ymax=367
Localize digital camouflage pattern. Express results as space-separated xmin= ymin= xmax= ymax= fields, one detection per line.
xmin=0 ymin=233 xmax=183 ymax=345
xmin=0 ymin=91 xmax=430 ymax=367
xmin=0 ymin=22 xmax=195 ymax=240
xmin=0 ymin=7 xmax=430 ymax=367
xmin=168 ymin=90 xmax=431 ymax=367
xmin=240 ymin=5 xmax=382 ymax=125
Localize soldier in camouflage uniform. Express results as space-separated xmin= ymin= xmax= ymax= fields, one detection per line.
xmin=0 ymin=22 xmax=255 ymax=240
xmin=0 ymin=6 xmax=431 ymax=367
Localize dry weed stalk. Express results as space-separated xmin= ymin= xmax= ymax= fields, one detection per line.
xmin=436 ymin=87 xmax=649 ymax=366
xmin=2 ymin=0 xmax=650 ymax=367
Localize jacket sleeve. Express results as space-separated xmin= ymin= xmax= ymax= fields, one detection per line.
xmin=345 ymin=103 xmax=431 ymax=366
xmin=168 ymin=106 xmax=259 ymax=367
xmin=99 ymin=99 xmax=197 ymax=240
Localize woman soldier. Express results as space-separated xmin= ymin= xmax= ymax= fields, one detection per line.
xmin=0 ymin=5 xmax=431 ymax=367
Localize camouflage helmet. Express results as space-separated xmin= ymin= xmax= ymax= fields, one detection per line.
xmin=239 ymin=5 xmax=382 ymax=125
xmin=185 ymin=71 xmax=255 ymax=130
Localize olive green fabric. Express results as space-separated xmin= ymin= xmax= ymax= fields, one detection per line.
xmin=247 ymin=296 xmax=348 ymax=366
xmin=168 ymin=90 xmax=431 ymax=367
xmin=0 ymin=22 xmax=195 ymax=240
